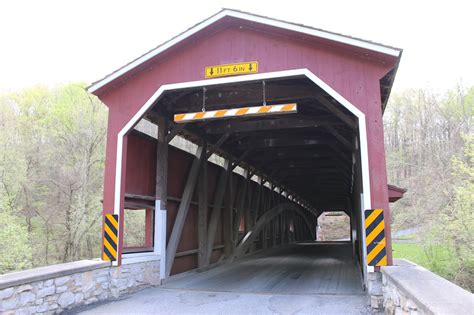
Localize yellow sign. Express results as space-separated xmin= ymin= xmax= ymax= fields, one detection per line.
xmin=205 ymin=61 xmax=258 ymax=78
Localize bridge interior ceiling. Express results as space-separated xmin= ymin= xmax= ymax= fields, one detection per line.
xmin=147 ymin=76 xmax=359 ymax=215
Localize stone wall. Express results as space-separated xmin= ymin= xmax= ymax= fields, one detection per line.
xmin=381 ymin=259 xmax=473 ymax=315
xmin=382 ymin=272 xmax=421 ymax=314
xmin=367 ymin=271 xmax=384 ymax=310
xmin=0 ymin=259 xmax=160 ymax=314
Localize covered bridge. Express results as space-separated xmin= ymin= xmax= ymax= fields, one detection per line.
xmin=88 ymin=9 xmax=403 ymax=292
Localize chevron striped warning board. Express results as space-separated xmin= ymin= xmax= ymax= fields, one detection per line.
xmin=174 ymin=103 xmax=297 ymax=123
xmin=102 ymin=214 xmax=118 ymax=262
xmin=365 ymin=209 xmax=387 ymax=266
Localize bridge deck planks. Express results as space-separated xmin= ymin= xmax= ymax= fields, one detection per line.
xmin=163 ymin=242 xmax=364 ymax=295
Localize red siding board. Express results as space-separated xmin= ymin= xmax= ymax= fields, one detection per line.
xmin=125 ymin=132 xmax=157 ymax=196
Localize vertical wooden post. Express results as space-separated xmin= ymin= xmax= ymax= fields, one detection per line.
xmin=261 ymin=187 xmax=268 ymax=250
xmin=272 ymin=215 xmax=277 ymax=247
xmin=281 ymin=212 xmax=286 ymax=245
xmin=155 ymin=117 xmax=169 ymax=210
xmin=298 ymin=218 xmax=302 ymax=241
xmin=253 ymin=177 xmax=262 ymax=227
xmin=244 ymin=181 xmax=254 ymax=234
xmin=279 ymin=213 xmax=283 ymax=245
xmin=224 ymin=171 xmax=234 ymax=257
xmin=233 ymin=172 xmax=249 ymax=247
xmin=197 ymin=142 xmax=208 ymax=268
xmin=155 ymin=116 xmax=169 ymax=280
xmin=291 ymin=212 xmax=295 ymax=243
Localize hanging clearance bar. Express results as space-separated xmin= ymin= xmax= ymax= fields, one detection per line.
xmin=102 ymin=214 xmax=119 ymax=262
xmin=174 ymin=103 xmax=297 ymax=124
xmin=365 ymin=209 xmax=387 ymax=266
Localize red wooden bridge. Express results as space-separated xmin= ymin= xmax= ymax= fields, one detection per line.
xmin=2 ymin=10 xmax=473 ymax=315
xmin=90 ymin=7 xmax=405 ymax=308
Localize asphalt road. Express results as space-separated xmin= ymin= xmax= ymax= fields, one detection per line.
xmin=72 ymin=243 xmax=372 ymax=314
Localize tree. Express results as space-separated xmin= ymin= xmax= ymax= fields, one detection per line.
xmin=0 ymin=212 xmax=32 ymax=273
xmin=0 ymin=83 xmax=107 ymax=271
xmin=429 ymin=135 xmax=473 ymax=291
xmin=384 ymin=84 xmax=473 ymax=291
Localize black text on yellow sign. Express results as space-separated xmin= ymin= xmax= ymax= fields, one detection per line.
xmin=205 ymin=61 xmax=258 ymax=78
xmin=365 ymin=209 xmax=387 ymax=266
xmin=102 ymin=214 xmax=118 ymax=262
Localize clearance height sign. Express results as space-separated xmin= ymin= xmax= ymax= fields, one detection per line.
xmin=205 ymin=61 xmax=258 ymax=78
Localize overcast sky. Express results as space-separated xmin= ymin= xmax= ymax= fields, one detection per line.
xmin=1 ymin=0 xmax=473 ymax=93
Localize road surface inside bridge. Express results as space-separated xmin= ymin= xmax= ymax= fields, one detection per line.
xmin=74 ymin=242 xmax=371 ymax=314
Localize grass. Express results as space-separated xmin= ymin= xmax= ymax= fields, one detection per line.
xmin=392 ymin=242 xmax=455 ymax=277
xmin=393 ymin=243 xmax=430 ymax=266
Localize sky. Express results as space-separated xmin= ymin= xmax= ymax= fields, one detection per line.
xmin=1 ymin=0 xmax=473 ymax=93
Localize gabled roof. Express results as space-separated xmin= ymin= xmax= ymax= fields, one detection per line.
xmin=88 ymin=8 xmax=402 ymax=94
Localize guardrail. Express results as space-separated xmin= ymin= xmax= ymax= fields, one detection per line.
xmin=0 ymin=259 xmax=160 ymax=313
xmin=381 ymin=259 xmax=473 ymax=314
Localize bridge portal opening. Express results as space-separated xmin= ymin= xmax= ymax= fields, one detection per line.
xmin=120 ymin=73 xmax=369 ymax=293
xmin=317 ymin=211 xmax=351 ymax=241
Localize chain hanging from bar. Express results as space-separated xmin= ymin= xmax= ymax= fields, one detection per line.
xmin=262 ymin=81 xmax=267 ymax=106
xmin=202 ymin=87 xmax=207 ymax=112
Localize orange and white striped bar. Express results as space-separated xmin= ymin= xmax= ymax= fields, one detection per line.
xmin=174 ymin=103 xmax=297 ymax=123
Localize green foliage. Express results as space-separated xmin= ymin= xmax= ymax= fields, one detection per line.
xmin=427 ymin=135 xmax=474 ymax=291
xmin=393 ymin=243 xmax=450 ymax=269
xmin=123 ymin=210 xmax=147 ymax=248
xmin=0 ymin=212 xmax=32 ymax=273
xmin=0 ymin=83 xmax=107 ymax=272
xmin=386 ymin=85 xmax=473 ymax=291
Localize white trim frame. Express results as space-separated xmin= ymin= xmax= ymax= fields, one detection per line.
xmin=114 ymin=69 xmax=372 ymax=266
xmin=88 ymin=9 xmax=401 ymax=94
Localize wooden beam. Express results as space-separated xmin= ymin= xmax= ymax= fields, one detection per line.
xmin=174 ymin=127 xmax=318 ymax=215
xmin=280 ymin=213 xmax=285 ymax=245
xmin=204 ymin=160 xmax=232 ymax=265
xmin=235 ymin=203 xmax=316 ymax=257
xmin=204 ymin=116 xmax=341 ymax=134
xmin=315 ymin=95 xmax=357 ymax=130
xmin=252 ymin=177 xmax=263 ymax=227
xmin=233 ymin=172 xmax=249 ymax=247
xmin=323 ymin=125 xmax=354 ymax=151
xmin=206 ymin=133 xmax=231 ymax=160
xmin=125 ymin=193 xmax=155 ymax=201
xmin=155 ymin=116 xmax=169 ymax=210
xmin=176 ymin=245 xmax=224 ymax=258
xmin=272 ymin=214 xmax=277 ymax=247
xmin=244 ymin=179 xmax=254 ymax=233
xmin=265 ymin=160 xmax=350 ymax=172
xmin=166 ymin=123 xmax=186 ymax=143
xmin=166 ymin=145 xmax=206 ymax=277
xmin=223 ymin=171 xmax=234 ymax=257
xmin=197 ymin=143 xmax=208 ymax=268
xmin=250 ymin=151 xmax=339 ymax=162
xmin=166 ymin=83 xmax=316 ymax=112
xmin=236 ymin=137 xmax=351 ymax=153
xmin=230 ymin=148 xmax=253 ymax=170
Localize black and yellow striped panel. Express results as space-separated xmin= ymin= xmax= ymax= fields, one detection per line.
xmin=102 ymin=214 xmax=118 ymax=261
xmin=365 ymin=209 xmax=387 ymax=266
